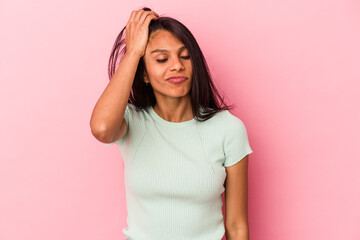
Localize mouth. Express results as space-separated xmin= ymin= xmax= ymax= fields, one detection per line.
xmin=167 ymin=77 xmax=188 ymax=83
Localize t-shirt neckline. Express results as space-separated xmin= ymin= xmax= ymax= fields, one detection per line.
xmin=148 ymin=105 xmax=196 ymax=127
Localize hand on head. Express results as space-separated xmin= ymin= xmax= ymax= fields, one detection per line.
xmin=125 ymin=8 xmax=159 ymax=58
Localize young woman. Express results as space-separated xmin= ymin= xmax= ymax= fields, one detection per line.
xmin=90 ymin=7 xmax=253 ymax=240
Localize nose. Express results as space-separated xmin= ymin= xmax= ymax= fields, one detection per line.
xmin=170 ymin=56 xmax=185 ymax=71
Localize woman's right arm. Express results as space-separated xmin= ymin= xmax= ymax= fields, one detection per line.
xmin=90 ymin=9 xmax=158 ymax=144
xmin=90 ymin=51 xmax=141 ymax=144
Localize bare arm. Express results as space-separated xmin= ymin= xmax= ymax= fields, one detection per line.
xmin=90 ymin=9 xmax=159 ymax=143
xmin=225 ymin=155 xmax=250 ymax=240
xmin=90 ymin=52 xmax=141 ymax=143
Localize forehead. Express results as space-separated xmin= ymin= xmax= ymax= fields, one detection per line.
xmin=147 ymin=30 xmax=186 ymax=51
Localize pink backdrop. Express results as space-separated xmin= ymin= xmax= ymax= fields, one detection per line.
xmin=1 ymin=0 xmax=359 ymax=239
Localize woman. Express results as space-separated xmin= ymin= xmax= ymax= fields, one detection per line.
xmin=90 ymin=7 xmax=253 ymax=240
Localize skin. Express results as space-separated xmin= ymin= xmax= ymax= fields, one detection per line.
xmin=225 ymin=155 xmax=250 ymax=240
xmin=142 ymin=29 xmax=194 ymax=123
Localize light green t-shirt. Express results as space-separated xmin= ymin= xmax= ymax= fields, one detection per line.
xmin=106 ymin=103 xmax=253 ymax=240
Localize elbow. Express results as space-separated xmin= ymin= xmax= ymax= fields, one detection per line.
xmin=90 ymin=121 xmax=112 ymax=143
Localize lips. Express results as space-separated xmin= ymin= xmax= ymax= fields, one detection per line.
xmin=167 ymin=76 xmax=188 ymax=83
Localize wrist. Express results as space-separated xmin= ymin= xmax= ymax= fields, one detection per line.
xmin=124 ymin=50 xmax=143 ymax=59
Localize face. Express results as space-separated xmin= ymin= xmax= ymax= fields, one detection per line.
xmin=143 ymin=29 xmax=193 ymax=100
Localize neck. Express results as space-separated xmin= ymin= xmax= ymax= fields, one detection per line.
xmin=153 ymin=99 xmax=193 ymax=123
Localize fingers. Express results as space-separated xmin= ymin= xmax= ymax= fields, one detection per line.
xmin=134 ymin=9 xmax=143 ymax=22
xmin=123 ymin=9 xmax=159 ymax=57
xmin=139 ymin=10 xmax=158 ymax=25
xmin=128 ymin=10 xmax=137 ymax=24
xmin=138 ymin=9 xmax=158 ymax=23
xmin=142 ymin=13 xmax=158 ymax=27
xmin=129 ymin=9 xmax=158 ymax=25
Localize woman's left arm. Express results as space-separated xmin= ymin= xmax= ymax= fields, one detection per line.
xmin=224 ymin=155 xmax=250 ymax=240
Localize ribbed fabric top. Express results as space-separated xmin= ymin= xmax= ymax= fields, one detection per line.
xmin=106 ymin=103 xmax=253 ymax=240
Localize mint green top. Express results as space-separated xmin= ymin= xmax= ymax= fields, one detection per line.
xmin=106 ymin=103 xmax=253 ymax=240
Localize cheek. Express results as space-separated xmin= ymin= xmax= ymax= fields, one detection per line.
xmin=144 ymin=59 xmax=162 ymax=77
xmin=148 ymin=66 xmax=167 ymax=80
xmin=187 ymin=62 xmax=193 ymax=72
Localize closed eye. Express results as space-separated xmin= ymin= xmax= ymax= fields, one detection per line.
xmin=156 ymin=56 xmax=190 ymax=63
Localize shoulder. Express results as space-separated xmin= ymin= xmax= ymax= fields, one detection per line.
xmin=215 ymin=110 xmax=250 ymax=143
xmin=125 ymin=103 xmax=149 ymax=117
xmin=126 ymin=102 xmax=142 ymax=112
xmin=197 ymin=109 xmax=248 ymax=139
xmin=225 ymin=110 xmax=247 ymax=130
xmin=210 ymin=109 xmax=246 ymax=130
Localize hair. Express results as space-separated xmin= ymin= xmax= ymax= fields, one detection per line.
xmin=108 ymin=7 xmax=235 ymax=122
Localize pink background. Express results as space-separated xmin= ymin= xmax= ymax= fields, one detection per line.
xmin=1 ymin=0 xmax=359 ymax=239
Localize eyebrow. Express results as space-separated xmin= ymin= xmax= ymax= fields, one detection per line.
xmin=151 ymin=45 xmax=187 ymax=54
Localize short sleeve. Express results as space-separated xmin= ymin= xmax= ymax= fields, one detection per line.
xmin=223 ymin=115 xmax=253 ymax=167
xmin=105 ymin=103 xmax=131 ymax=146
